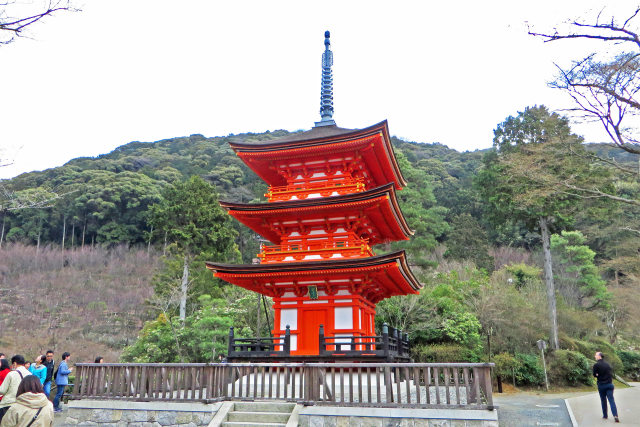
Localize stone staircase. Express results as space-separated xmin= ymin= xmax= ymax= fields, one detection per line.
xmin=220 ymin=401 xmax=296 ymax=427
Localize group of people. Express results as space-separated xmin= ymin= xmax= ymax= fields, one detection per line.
xmin=0 ymin=350 xmax=75 ymax=426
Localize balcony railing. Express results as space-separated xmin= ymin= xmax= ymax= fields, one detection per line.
xmin=69 ymin=361 xmax=495 ymax=410
xmin=258 ymin=237 xmax=373 ymax=263
xmin=265 ymin=178 xmax=365 ymax=202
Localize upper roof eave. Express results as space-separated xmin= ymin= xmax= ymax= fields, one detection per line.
xmin=229 ymin=120 xmax=407 ymax=188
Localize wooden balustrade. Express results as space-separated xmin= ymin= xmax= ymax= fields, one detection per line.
xmin=70 ymin=362 xmax=494 ymax=410
xmin=258 ymin=237 xmax=373 ymax=263
xmin=265 ymin=178 xmax=365 ymax=202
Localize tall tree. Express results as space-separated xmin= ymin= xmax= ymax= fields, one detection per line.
xmin=149 ymin=176 xmax=240 ymax=320
xmin=0 ymin=0 xmax=76 ymax=45
xmin=529 ymin=7 xmax=640 ymax=206
xmin=476 ymin=105 xmax=593 ymax=349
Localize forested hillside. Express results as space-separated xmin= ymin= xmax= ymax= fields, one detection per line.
xmin=1 ymin=115 xmax=640 ymax=385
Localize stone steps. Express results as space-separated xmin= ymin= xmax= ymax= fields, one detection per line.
xmin=221 ymin=401 xmax=295 ymax=427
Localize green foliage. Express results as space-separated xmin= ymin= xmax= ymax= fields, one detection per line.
xmin=121 ymin=295 xmax=234 ymax=362
xmin=411 ymin=344 xmax=480 ymax=363
xmin=390 ymin=152 xmax=449 ymax=267
xmin=444 ymin=214 xmax=494 ymax=272
xmin=551 ymin=230 xmax=610 ymax=309
xmin=493 ymin=353 xmax=546 ymax=386
xmin=617 ymin=350 xmax=640 ymax=380
xmin=514 ymin=353 xmax=546 ymax=386
xmin=560 ymin=335 xmax=622 ymax=374
xmin=504 ymin=263 xmax=541 ymax=289
xmin=548 ymin=350 xmax=594 ymax=386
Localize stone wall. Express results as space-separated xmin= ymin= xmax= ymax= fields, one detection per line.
xmin=64 ymin=400 xmax=220 ymax=427
xmin=298 ymin=406 xmax=498 ymax=427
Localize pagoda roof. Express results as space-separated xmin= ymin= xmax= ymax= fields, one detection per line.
xmin=229 ymin=120 xmax=407 ymax=189
xmin=206 ymin=250 xmax=421 ymax=303
xmin=220 ymin=183 xmax=413 ymax=245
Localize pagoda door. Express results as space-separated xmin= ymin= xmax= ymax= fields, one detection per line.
xmin=298 ymin=309 xmax=327 ymax=355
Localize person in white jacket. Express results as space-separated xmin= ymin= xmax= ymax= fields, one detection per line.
xmin=0 ymin=375 xmax=54 ymax=427
xmin=0 ymin=355 xmax=32 ymax=422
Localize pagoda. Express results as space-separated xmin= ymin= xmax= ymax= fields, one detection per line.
xmin=206 ymin=32 xmax=421 ymax=360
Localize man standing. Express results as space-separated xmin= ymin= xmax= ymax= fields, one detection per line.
xmin=53 ymin=352 xmax=72 ymax=413
xmin=593 ymin=352 xmax=619 ymax=423
xmin=0 ymin=355 xmax=32 ymax=422
xmin=42 ymin=350 xmax=55 ymax=398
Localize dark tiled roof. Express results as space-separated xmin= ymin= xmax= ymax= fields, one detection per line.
xmin=234 ymin=125 xmax=355 ymax=146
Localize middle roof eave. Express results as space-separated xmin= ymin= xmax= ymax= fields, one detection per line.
xmin=219 ymin=183 xmax=414 ymax=243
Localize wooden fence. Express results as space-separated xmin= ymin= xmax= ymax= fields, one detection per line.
xmin=70 ymin=362 xmax=494 ymax=410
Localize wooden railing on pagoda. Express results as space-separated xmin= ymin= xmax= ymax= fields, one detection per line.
xmin=258 ymin=236 xmax=373 ymax=263
xmin=265 ymin=177 xmax=365 ymax=202
xmin=69 ymin=362 xmax=495 ymax=410
xmin=227 ymin=323 xmax=410 ymax=362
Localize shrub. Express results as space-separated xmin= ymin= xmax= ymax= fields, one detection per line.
xmin=617 ymin=350 xmax=640 ymax=380
xmin=412 ymin=344 xmax=480 ymax=363
xmin=513 ymin=353 xmax=545 ymax=386
xmin=562 ymin=337 xmax=623 ymax=374
xmin=548 ymin=350 xmax=593 ymax=386
xmin=493 ymin=353 xmax=518 ymax=379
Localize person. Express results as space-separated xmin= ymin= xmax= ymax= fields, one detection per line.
xmin=0 ymin=355 xmax=32 ymax=422
xmin=0 ymin=375 xmax=54 ymax=427
xmin=41 ymin=351 xmax=54 ymax=398
xmin=52 ymin=352 xmax=72 ymax=413
xmin=0 ymin=360 xmax=10 ymax=401
xmin=94 ymin=357 xmax=103 ymax=364
xmin=29 ymin=356 xmax=47 ymax=385
xmin=593 ymin=351 xmax=619 ymax=423
xmin=0 ymin=355 xmax=4 ymax=360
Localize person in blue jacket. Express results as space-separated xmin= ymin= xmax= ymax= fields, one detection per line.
xmin=53 ymin=352 xmax=73 ymax=413
xmin=28 ymin=355 xmax=47 ymax=385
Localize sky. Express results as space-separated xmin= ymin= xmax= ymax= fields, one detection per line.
xmin=1 ymin=0 xmax=637 ymax=179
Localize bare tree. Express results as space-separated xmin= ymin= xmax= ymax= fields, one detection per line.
xmin=529 ymin=7 xmax=640 ymax=156
xmin=0 ymin=0 xmax=76 ymax=45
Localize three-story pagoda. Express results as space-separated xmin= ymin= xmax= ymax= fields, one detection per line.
xmin=207 ymin=32 xmax=421 ymax=360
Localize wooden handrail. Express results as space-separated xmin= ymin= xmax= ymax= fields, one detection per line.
xmin=265 ymin=178 xmax=365 ymax=201
xmin=70 ymin=362 xmax=494 ymax=410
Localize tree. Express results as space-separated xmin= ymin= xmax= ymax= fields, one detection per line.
xmin=444 ymin=213 xmax=494 ymax=272
xmin=476 ymin=105 xmax=593 ymax=349
xmin=551 ymin=230 xmax=610 ymax=310
xmin=0 ymin=0 xmax=75 ymax=45
xmin=149 ymin=176 xmax=240 ymax=320
xmin=529 ymin=7 xmax=640 ymax=206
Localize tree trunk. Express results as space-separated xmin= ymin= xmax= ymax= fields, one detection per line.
xmin=0 ymin=216 xmax=5 ymax=250
xmin=71 ymin=221 xmax=75 ymax=250
xmin=147 ymin=225 xmax=153 ymax=256
xmin=539 ymin=216 xmax=559 ymax=350
xmin=180 ymin=255 xmax=189 ymax=321
xmin=163 ymin=231 xmax=168 ymax=256
xmin=81 ymin=219 xmax=86 ymax=250
xmin=61 ymin=215 xmax=66 ymax=266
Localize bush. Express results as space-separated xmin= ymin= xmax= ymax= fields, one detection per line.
xmin=548 ymin=350 xmax=593 ymax=386
xmin=412 ymin=344 xmax=480 ymax=363
xmin=617 ymin=350 xmax=640 ymax=380
xmin=560 ymin=336 xmax=623 ymax=374
xmin=514 ymin=353 xmax=545 ymax=386
xmin=492 ymin=352 xmax=545 ymax=386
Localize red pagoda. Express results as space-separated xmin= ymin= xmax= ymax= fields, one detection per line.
xmin=206 ymin=32 xmax=421 ymax=361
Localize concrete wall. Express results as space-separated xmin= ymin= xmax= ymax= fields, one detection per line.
xmin=298 ymin=406 xmax=499 ymax=427
xmin=64 ymin=400 xmax=220 ymax=426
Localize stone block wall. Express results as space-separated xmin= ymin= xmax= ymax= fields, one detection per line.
xmin=63 ymin=400 xmax=220 ymax=427
xmin=298 ymin=406 xmax=498 ymax=427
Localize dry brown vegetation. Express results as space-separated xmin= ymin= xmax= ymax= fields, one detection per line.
xmin=0 ymin=243 xmax=158 ymax=363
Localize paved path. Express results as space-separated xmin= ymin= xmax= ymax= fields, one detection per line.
xmin=566 ymin=382 xmax=640 ymax=426
xmin=495 ymin=392 xmax=581 ymax=427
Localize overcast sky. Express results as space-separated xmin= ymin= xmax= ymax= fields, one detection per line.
xmin=1 ymin=0 xmax=637 ymax=179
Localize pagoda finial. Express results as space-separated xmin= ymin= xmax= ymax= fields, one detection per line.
xmin=314 ymin=30 xmax=336 ymax=127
